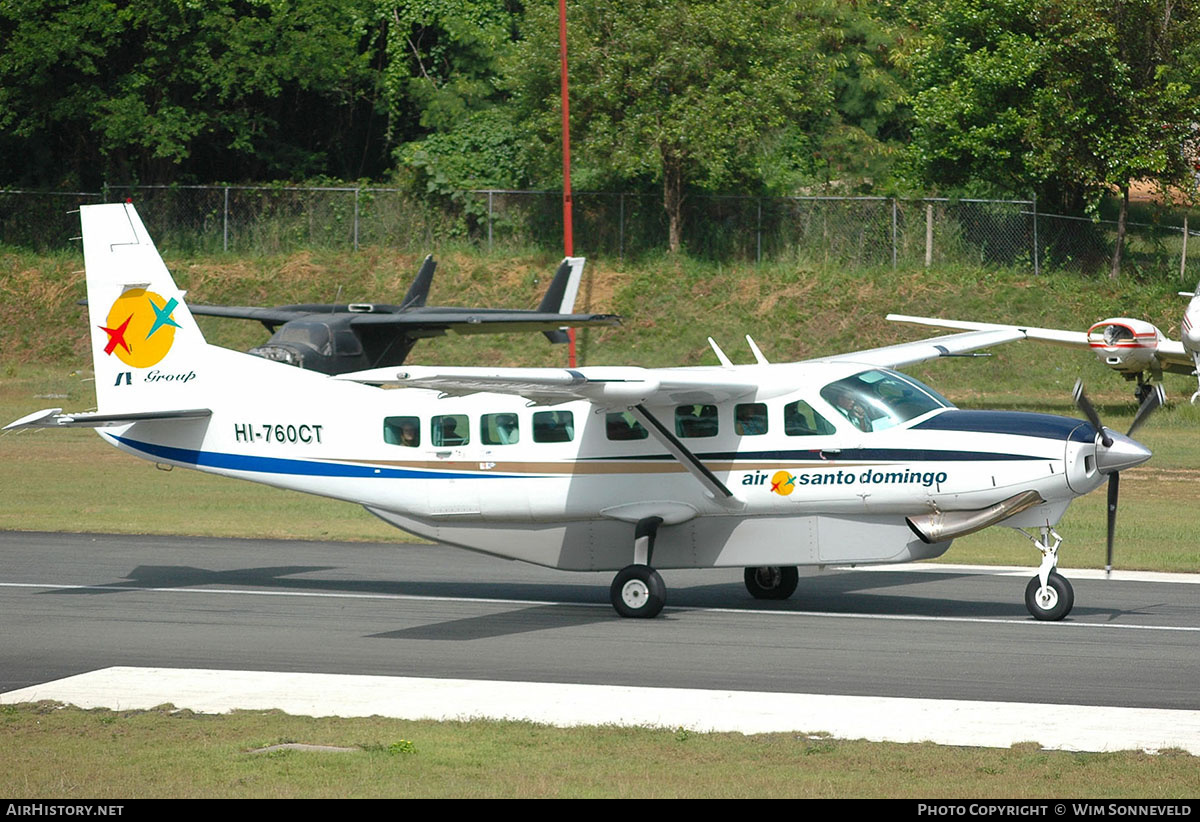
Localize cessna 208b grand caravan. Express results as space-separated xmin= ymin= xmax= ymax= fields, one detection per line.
xmin=7 ymin=203 xmax=1161 ymax=619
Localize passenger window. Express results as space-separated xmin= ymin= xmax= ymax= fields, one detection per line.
xmin=481 ymin=413 xmax=520 ymax=445
xmin=734 ymin=403 xmax=768 ymax=436
xmin=784 ymin=400 xmax=836 ymax=436
xmin=432 ymin=414 xmax=469 ymax=447
xmin=383 ymin=416 xmax=420 ymax=447
xmin=675 ymin=404 xmax=718 ymax=438
xmin=533 ymin=410 xmax=574 ymax=443
xmin=606 ymin=411 xmax=648 ymax=440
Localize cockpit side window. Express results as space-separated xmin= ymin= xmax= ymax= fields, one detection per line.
xmin=819 ymin=370 xmax=951 ymax=433
xmin=783 ymin=400 xmax=835 ymax=436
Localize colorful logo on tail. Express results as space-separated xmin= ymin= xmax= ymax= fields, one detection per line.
xmin=99 ymin=289 xmax=180 ymax=368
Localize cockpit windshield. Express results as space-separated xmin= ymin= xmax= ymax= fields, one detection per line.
xmin=819 ymin=370 xmax=952 ymax=433
xmin=273 ymin=321 xmax=333 ymax=355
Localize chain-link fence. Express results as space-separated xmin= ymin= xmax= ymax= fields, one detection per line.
xmin=3 ymin=184 xmax=1197 ymax=279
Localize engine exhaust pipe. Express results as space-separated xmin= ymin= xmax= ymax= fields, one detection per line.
xmin=906 ymin=489 xmax=1046 ymax=544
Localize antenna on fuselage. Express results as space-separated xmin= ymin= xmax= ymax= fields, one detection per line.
xmin=746 ymin=335 xmax=770 ymax=365
xmin=707 ymin=337 xmax=733 ymax=367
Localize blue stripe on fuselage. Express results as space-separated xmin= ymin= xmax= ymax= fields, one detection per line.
xmin=110 ymin=435 xmax=533 ymax=480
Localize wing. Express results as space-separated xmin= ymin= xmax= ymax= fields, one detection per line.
xmin=347 ymin=310 xmax=621 ymax=336
xmin=186 ymin=305 xmax=309 ymax=326
xmin=886 ymin=315 xmax=1089 ymax=347
xmin=815 ymin=327 xmax=1030 ymax=370
xmin=1153 ymin=339 xmax=1193 ymax=372
xmin=335 ymin=364 xmax=757 ymax=407
xmin=888 ymin=313 xmax=1198 ymax=373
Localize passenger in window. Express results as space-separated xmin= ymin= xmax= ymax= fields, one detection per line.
xmin=435 ymin=415 xmax=467 ymax=446
xmin=384 ymin=416 xmax=420 ymax=447
xmin=398 ymin=419 xmax=419 ymax=447
xmin=485 ymin=413 xmax=519 ymax=445
xmin=734 ymin=403 xmax=767 ymax=435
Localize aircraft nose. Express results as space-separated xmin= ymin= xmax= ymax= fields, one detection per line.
xmin=1095 ymin=428 xmax=1152 ymax=474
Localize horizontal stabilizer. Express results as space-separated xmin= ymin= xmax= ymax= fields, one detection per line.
xmin=5 ymin=407 xmax=211 ymax=431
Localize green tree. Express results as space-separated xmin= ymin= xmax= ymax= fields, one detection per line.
xmin=377 ymin=0 xmax=526 ymax=193
xmin=508 ymin=0 xmax=832 ymax=253
xmin=374 ymin=0 xmax=517 ymax=139
xmin=801 ymin=0 xmax=914 ymax=192
xmin=0 ymin=0 xmax=385 ymax=187
xmin=903 ymin=0 xmax=1200 ymax=277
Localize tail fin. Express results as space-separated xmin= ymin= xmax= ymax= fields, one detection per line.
xmin=399 ymin=254 xmax=436 ymax=310
xmin=539 ymin=257 xmax=585 ymax=344
xmin=82 ymin=203 xmax=209 ymax=414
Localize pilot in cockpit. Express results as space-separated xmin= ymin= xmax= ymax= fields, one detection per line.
xmin=828 ymin=386 xmax=873 ymax=433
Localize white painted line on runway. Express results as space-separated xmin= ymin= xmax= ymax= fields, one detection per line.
xmin=881 ymin=564 xmax=1200 ymax=583
xmin=2 ymin=667 xmax=1197 ymax=755
xmin=2 ymin=581 xmax=1198 ymax=632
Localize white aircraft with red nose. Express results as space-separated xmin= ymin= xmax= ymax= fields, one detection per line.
xmin=890 ymin=289 xmax=1200 ymax=404
xmin=6 ymin=203 xmax=1161 ymax=620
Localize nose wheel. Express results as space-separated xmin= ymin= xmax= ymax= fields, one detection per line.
xmin=1024 ymin=571 xmax=1075 ymax=621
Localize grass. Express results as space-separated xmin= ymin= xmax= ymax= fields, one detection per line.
xmin=2 ymin=704 xmax=1197 ymax=799
xmin=2 ymin=247 xmax=1198 ymax=796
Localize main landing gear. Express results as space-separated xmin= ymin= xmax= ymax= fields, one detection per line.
xmin=1020 ymin=526 xmax=1075 ymax=621
xmin=744 ymin=566 xmax=800 ymax=600
xmin=609 ymin=516 xmax=667 ymax=618
xmin=610 ymin=565 xmax=666 ymax=618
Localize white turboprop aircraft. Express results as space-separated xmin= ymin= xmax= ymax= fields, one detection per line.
xmin=889 ymin=287 xmax=1200 ymax=403
xmin=7 ymin=203 xmax=1162 ymax=620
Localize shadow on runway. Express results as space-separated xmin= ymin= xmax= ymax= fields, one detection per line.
xmin=34 ymin=560 xmax=1111 ymax=632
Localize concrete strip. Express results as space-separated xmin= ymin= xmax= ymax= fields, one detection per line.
xmin=857 ymin=564 xmax=1200 ymax=583
xmin=3 ymin=667 xmax=1197 ymax=755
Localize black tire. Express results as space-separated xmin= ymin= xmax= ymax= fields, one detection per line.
xmin=744 ymin=566 xmax=800 ymax=600
xmin=1024 ymin=572 xmax=1074 ymax=621
xmin=610 ymin=565 xmax=666 ymax=618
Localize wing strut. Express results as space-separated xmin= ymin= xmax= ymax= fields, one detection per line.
xmin=628 ymin=404 xmax=738 ymax=504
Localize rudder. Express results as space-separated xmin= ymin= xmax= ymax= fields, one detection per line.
xmin=82 ymin=203 xmax=209 ymax=413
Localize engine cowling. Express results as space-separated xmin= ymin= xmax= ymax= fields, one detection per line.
xmin=1086 ymin=318 xmax=1162 ymax=373
xmin=1181 ymin=298 xmax=1200 ymax=354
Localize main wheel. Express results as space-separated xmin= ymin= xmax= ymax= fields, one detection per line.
xmin=1024 ymin=572 xmax=1074 ymax=621
xmin=610 ymin=565 xmax=666 ymax=619
xmin=744 ymin=566 xmax=800 ymax=600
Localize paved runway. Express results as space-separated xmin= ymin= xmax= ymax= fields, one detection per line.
xmin=2 ymin=531 xmax=1198 ymax=752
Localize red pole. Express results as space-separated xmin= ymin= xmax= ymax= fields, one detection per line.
xmin=559 ymin=0 xmax=576 ymax=367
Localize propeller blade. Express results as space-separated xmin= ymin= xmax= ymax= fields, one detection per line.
xmin=1072 ymin=379 xmax=1113 ymax=447
xmin=1106 ymin=472 xmax=1119 ymax=577
xmin=1127 ymin=384 xmax=1165 ymax=438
